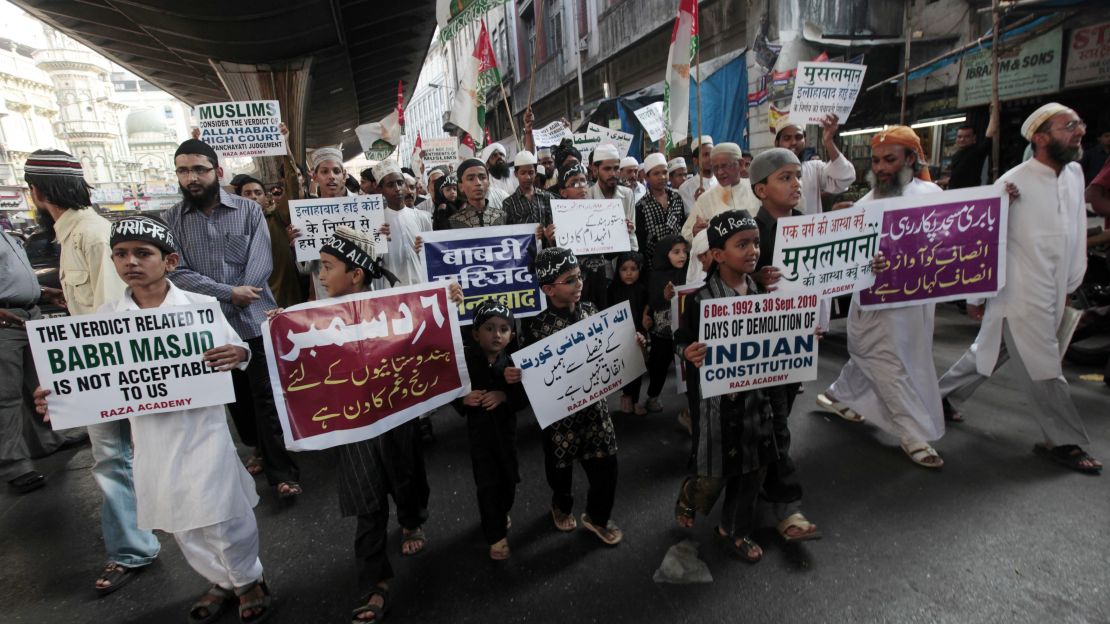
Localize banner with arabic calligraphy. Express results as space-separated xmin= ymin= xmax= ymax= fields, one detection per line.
xmin=771 ymin=204 xmax=881 ymax=297
xmin=858 ymin=186 xmax=1008 ymax=310
xmin=421 ymin=224 xmax=545 ymax=325
xmin=512 ymin=301 xmax=647 ymax=429
xmin=551 ymin=199 xmax=632 ymax=256
xmin=262 ymin=283 xmax=469 ymax=450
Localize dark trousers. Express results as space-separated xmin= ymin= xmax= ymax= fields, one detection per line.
xmin=355 ymin=506 xmax=392 ymax=590
xmin=581 ymin=264 xmax=608 ymax=310
xmin=647 ymin=335 xmax=675 ymax=398
xmin=761 ymin=383 xmax=802 ymax=507
xmin=391 ymin=429 xmax=429 ymax=531
xmin=228 ymin=368 xmax=259 ymax=448
xmin=622 ymin=376 xmax=642 ymax=401
xmin=721 ymin=469 xmax=767 ymax=537
xmin=542 ymin=437 xmax=618 ymax=526
xmin=244 ymin=336 xmax=299 ymax=485
xmin=467 ymin=410 xmax=518 ymax=544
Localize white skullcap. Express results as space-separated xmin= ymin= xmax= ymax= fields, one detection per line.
xmin=513 ymin=150 xmax=537 ymax=167
xmin=372 ymin=159 xmax=402 ymax=183
xmin=710 ymin=142 xmax=743 ymax=160
xmin=667 ymin=157 xmax=687 ymax=173
xmin=691 ymin=135 xmax=714 ymax=149
xmin=619 ymin=156 xmax=639 ymax=169
xmin=592 ymin=143 xmax=621 ymax=163
xmin=1021 ymin=102 xmax=1072 ymax=142
xmin=537 ymin=165 xmax=546 ymax=176
xmin=691 ymin=229 xmax=709 ymax=257
xmin=480 ymin=142 xmax=507 ymax=162
xmin=644 ymin=153 xmax=668 ymax=173
xmin=311 ymin=147 xmax=344 ymax=169
xmin=402 ymin=173 xmax=416 ymax=184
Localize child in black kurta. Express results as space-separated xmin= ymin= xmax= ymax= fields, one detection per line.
xmin=455 ymin=301 xmax=528 ymax=560
xmin=607 ymin=251 xmax=650 ymax=415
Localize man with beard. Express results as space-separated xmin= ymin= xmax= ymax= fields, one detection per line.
xmin=682 ymin=143 xmax=761 ymax=241
xmin=678 ymin=135 xmax=716 ymax=216
xmin=620 ymin=156 xmax=647 ymax=206
xmin=938 ymin=104 xmax=1101 ymax=474
xmin=164 ymin=139 xmax=303 ymax=498
xmin=482 ymin=142 xmax=517 ymax=197
xmin=21 ymin=150 xmax=161 ymax=594
xmin=774 ymin=114 xmax=855 ymax=214
xmin=538 ymin=147 xmax=558 ymax=191
xmin=815 ymin=126 xmax=949 ymax=469
xmin=581 ymin=143 xmax=637 ymax=307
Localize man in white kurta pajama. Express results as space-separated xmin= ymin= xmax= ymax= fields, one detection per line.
xmin=371 ymin=160 xmax=432 ymax=290
xmin=938 ymin=104 xmax=1101 ymax=474
xmin=821 ymin=126 xmax=947 ymax=467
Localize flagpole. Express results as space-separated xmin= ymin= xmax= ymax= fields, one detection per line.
xmin=695 ymin=36 xmax=702 ymax=192
xmin=483 ymin=15 xmax=520 ymax=147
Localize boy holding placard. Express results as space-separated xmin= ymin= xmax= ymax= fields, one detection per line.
xmin=672 ymin=211 xmax=780 ymax=564
xmin=35 ymin=215 xmax=273 ymax=623
xmin=508 ymin=247 xmax=623 ymax=545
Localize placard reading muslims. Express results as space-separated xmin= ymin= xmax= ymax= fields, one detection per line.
xmin=422 ymin=137 xmax=459 ymax=168
xmin=513 ymin=301 xmax=647 ymax=429
xmin=771 ymin=204 xmax=881 ymax=297
xmin=194 ymin=100 xmax=286 ymax=158
xmin=788 ymin=62 xmax=867 ymax=126
xmin=263 ymin=283 xmax=469 ymax=450
xmin=698 ymin=294 xmax=820 ymax=398
xmin=858 ymin=186 xmax=1008 ymax=309
xmin=288 ymin=194 xmax=387 ymax=262
xmin=27 ymin=303 xmax=234 ymax=430
xmin=421 ymin=225 xmax=545 ymax=324
xmin=551 ymin=198 xmax=632 ymax=256
xmin=633 ymin=102 xmax=666 ymax=142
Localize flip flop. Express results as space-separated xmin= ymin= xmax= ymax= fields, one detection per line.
xmin=816 ymin=393 xmax=864 ymax=423
xmin=777 ymin=512 xmax=823 ymax=543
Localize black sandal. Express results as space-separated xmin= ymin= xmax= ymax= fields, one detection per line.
xmin=351 ymin=585 xmax=390 ymax=623
xmin=95 ymin=562 xmax=142 ymax=597
xmin=1034 ymin=443 xmax=1103 ymax=475
xmin=942 ymin=398 xmax=964 ymax=423
xmin=235 ymin=576 xmax=272 ymax=623
xmin=714 ymin=528 xmax=762 ymax=563
xmin=674 ymin=478 xmax=695 ymax=528
xmin=190 ymin=585 xmax=235 ymax=623
xmin=276 ymin=481 xmax=302 ymax=499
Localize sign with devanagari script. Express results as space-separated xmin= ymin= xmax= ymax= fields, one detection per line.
xmin=288 ymin=195 xmax=387 ymax=262
xmin=420 ymin=224 xmax=545 ymax=325
xmin=771 ymin=204 xmax=882 ymax=297
xmin=788 ymin=62 xmax=867 ymax=126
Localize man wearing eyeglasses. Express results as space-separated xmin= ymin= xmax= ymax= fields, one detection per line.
xmin=773 ymin=114 xmax=855 ymax=215
xmin=164 ymin=139 xmax=304 ymax=498
xmin=938 ymin=103 xmax=1101 ymax=475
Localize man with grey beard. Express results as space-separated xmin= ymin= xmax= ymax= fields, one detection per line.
xmin=938 ymin=103 xmax=1101 ymax=474
xmin=818 ymin=125 xmax=950 ymax=469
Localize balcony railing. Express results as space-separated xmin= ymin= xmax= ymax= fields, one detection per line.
xmin=32 ymin=49 xmax=111 ymax=74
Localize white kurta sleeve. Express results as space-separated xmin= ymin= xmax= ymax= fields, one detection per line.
xmin=817 ymin=152 xmax=857 ymax=194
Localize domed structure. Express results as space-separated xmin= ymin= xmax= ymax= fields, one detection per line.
xmin=125 ymin=108 xmax=177 ymax=184
xmin=126 ymin=108 xmax=168 ymax=136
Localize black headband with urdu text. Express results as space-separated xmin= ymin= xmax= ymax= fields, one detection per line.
xmin=111 ymin=216 xmax=177 ymax=253
xmin=319 ymin=229 xmax=399 ymax=287
xmin=707 ymin=211 xmax=758 ymax=249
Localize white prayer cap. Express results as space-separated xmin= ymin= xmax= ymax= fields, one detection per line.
xmin=513 ymin=150 xmax=538 ymax=167
xmin=667 ymin=157 xmax=687 ymax=173
xmin=481 ymin=142 xmax=507 ymax=162
xmin=691 ymin=135 xmax=714 ymax=150
xmin=710 ymin=142 xmax=743 ymax=160
xmin=311 ymin=147 xmax=344 ymax=169
xmin=537 ymin=165 xmax=546 ymax=176
xmin=1021 ymin=102 xmax=1073 ymax=142
xmin=403 ymin=173 xmax=416 ymax=185
xmin=619 ymin=156 xmax=639 ymax=170
xmin=592 ymin=143 xmax=621 ymax=163
xmin=372 ymin=159 xmax=402 ymax=182
xmin=691 ymin=229 xmax=709 ymax=258
xmin=644 ymin=153 xmax=668 ymax=173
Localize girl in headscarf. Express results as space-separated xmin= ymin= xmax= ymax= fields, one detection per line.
xmin=431 ymin=173 xmax=460 ymax=231
xmin=607 ymin=251 xmax=650 ymax=415
xmin=644 ymin=233 xmax=689 ymax=412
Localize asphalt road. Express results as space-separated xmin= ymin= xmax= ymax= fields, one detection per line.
xmin=2 ymin=306 xmax=1108 ymax=624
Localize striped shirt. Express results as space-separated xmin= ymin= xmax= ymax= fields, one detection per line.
xmin=164 ymin=189 xmax=275 ymax=339
xmin=502 ymin=187 xmax=554 ymax=227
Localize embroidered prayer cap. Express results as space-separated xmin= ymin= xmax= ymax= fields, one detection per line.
xmin=749 ymin=147 xmax=801 ymax=186
xmin=592 ymin=143 xmax=621 ymax=164
xmin=111 ymin=214 xmax=176 ymax=254
xmin=871 ymin=125 xmax=931 ymax=180
xmin=1021 ymin=102 xmax=1072 ymax=142
xmin=513 ymin=150 xmax=538 ymax=167
xmin=311 ymin=147 xmax=344 ymax=169
xmin=667 ymin=157 xmax=687 ymax=174
xmin=691 ymin=135 xmax=714 ymax=150
xmin=691 ymin=229 xmax=710 ymax=258
xmin=372 ymin=159 xmax=402 ymax=183
xmin=710 ymin=142 xmax=743 ymax=161
xmin=473 ymin=300 xmax=515 ymax=327
xmin=707 ymin=210 xmax=758 ymax=249
xmin=319 ymin=225 xmax=399 ymax=286
xmin=441 ymin=173 xmax=458 ymax=187
xmin=560 ymin=163 xmax=588 ymax=184
xmin=536 ymin=147 xmax=553 ymax=157
xmin=481 ymin=142 xmax=507 ymax=162
xmin=457 ymin=158 xmax=486 ymax=180
xmin=174 ymin=139 xmax=219 ymax=166
xmin=24 ymin=149 xmax=85 ymax=178
xmin=619 ymin=156 xmax=639 ymax=170
xmin=534 ymin=247 xmax=579 ymax=285
xmin=644 ymin=153 xmax=668 ymax=173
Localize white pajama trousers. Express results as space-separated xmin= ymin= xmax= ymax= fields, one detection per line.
xmin=173 ymin=513 xmax=263 ymax=590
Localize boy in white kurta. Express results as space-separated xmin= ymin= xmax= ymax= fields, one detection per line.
xmin=37 ymin=215 xmax=272 ymax=623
